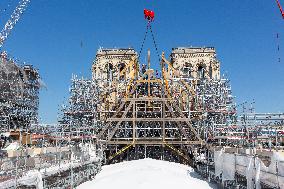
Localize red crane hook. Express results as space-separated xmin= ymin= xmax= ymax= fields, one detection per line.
xmin=144 ymin=9 xmax=155 ymax=22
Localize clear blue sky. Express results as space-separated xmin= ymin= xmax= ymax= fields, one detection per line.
xmin=1 ymin=0 xmax=284 ymax=123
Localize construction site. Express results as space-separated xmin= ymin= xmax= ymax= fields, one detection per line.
xmin=1 ymin=1 xmax=284 ymax=189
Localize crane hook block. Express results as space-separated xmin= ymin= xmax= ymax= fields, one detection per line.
xmin=144 ymin=9 xmax=155 ymax=21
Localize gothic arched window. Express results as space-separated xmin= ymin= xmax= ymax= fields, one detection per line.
xmin=183 ymin=62 xmax=192 ymax=78
xmin=105 ymin=63 xmax=114 ymax=81
xmin=118 ymin=63 xmax=126 ymax=80
xmin=197 ymin=65 xmax=205 ymax=79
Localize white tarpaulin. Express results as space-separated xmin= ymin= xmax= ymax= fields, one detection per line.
xmin=222 ymin=153 xmax=235 ymax=181
xmin=279 ymin=176 xmax=284 ymax=189
xmin=18 ymin=170 xmax=43 ymax=189
xmin=255 ymin=158 xmax=261 ymax=189
xmin=279 ymin=161 xmax=284 ymax=176
xmin=214 ymin=149 xmax=224 ymax=177
xmin=258 ymin=152 xmax=283 ymax=188
xmin=246 ymin=157 xmax=254 ymax=189
xmin=235 ymin=155 xmax=248 ymax=176
xmin=214 ymin=149 xmax=236 ymax=181
xmin=1 ymin=132 xmax=10 ymax=137
xmin=278 ymin=159 xmax=284 ymax=189
xmin=236 ymin=151 xmax=284 ymax=189
xmin=3 ymin=142 xmax=19 ymax=150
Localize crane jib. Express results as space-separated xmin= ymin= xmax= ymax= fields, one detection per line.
xmin=276 ymin=0 xmax=284 ymax=19
xmin=0 ymin=0 xmax=31 ymax=48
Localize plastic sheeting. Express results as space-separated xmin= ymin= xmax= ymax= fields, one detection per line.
xmin=0 ymin=180 xmax=15 ymax=189
xmin=240 ymin=154 xmax=280 ymax=189
xmin=255 ymin=158 xmax=261 ymax=189
xmin=222 ymin=153 xmax=235 ymax=181
xmin=236 ymin=155 xmax=260 ymax=189
xmin=214 ymin=149 xmax=235 ymax=181
xmin=279 ymin=160 xmax=284 ymax=176
xmin=18 ymin=170 xmax=43 ymax=189
xmin=279 ymin=159 xmax=284 ymax=189
xmin=88 ymin=144 xmax=97 ymax=158
xmin=235 ymin=155 xmax=247 ymax=176
xmin=246 ymin=157 xmax=254 ymax=189
xmin=0 ymin=170 xmax=43 ymax=189
xmin=214 ymin=149 xmax=223 ymax=177
xmin=214 ymin=150 xmax=284 ymax=188
xmin=3 ymin=142 xmax=19 ymax=150
xmin=257 ymin=152 xmax=284 ymax=189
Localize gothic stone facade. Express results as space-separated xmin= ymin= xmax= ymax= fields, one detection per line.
xmin=92 ymin=47 xmax=220 ymax=81
xmin=170 ymin=47 xmax=220 ymax=79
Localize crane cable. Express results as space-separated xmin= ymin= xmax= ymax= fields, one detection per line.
xmin=138 ymin=21 xmax=160 ymax=62
xmin=138 ymin=22 xmax=150 ymax=58
xmin=149 ymin=24 xmax=160 ymax=62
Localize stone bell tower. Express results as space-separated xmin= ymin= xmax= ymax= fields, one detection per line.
xmin=92 ymin=48 xmax=138 ymax=82
xmin=170 ymin=47 xmax=220 ymax=79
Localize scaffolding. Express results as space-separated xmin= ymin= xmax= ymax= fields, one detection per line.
xmin=0 ymin=1 xmax=105 ymax=187
xmin=0 ymin=52 xmax=40 ymax=135
xmin=1 ymin=45 xmax=284 ymax=188
xmin=0 ymin=72 xmax=103 ymax=188
xmin=89 ymin=47 xmax=237 ymax=165
xmin=0 ymin=123 xmax=102 ymax=188
xmin=60 ymin=74 xmax=101 ymax=133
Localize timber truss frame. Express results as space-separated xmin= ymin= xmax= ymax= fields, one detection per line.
xmin=96 ymin=52 xmax=206 ymax=163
